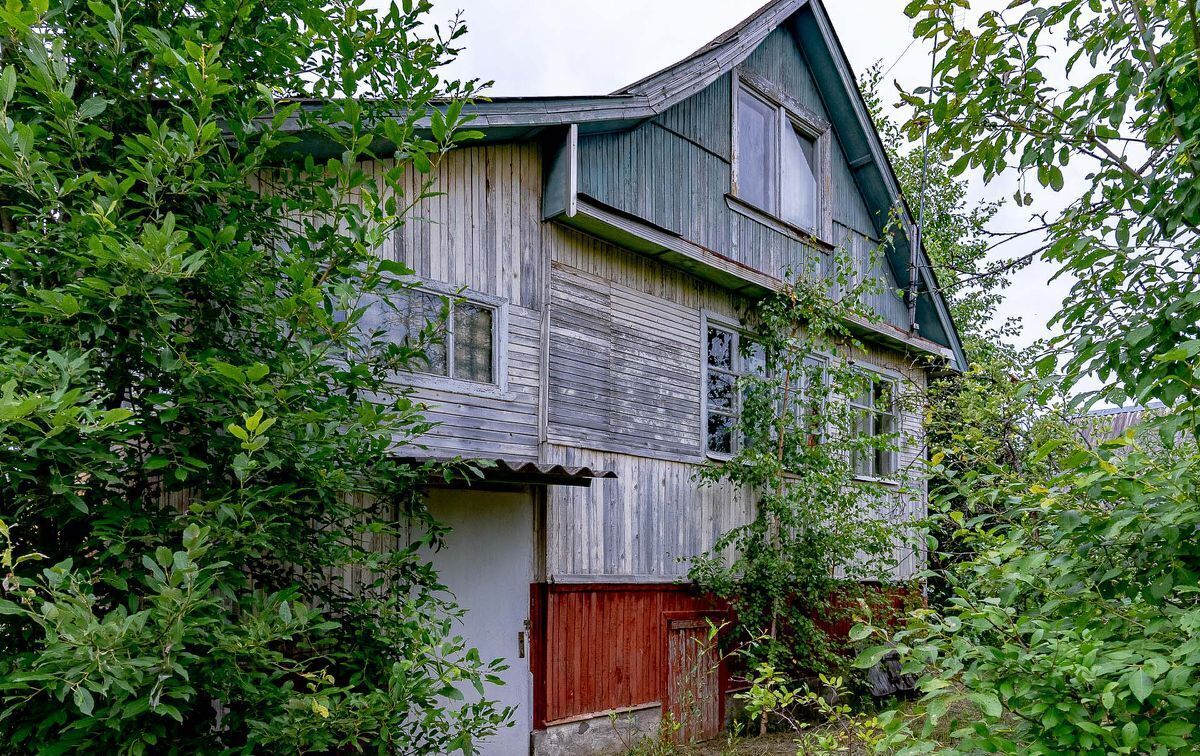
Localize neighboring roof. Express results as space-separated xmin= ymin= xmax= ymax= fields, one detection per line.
xmin=1074 ymin=403 xmax=1167 ymax=446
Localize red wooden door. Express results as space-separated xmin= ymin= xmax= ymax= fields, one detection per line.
xmin=665 ymin=618 xmax=721 ymax=744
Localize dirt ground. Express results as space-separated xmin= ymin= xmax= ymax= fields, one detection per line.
xmin=688 ymin=731 xmax=877 ymax=756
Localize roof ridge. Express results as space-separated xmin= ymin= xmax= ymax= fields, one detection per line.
xmin=612 ymin=0 xmax=807 ymax=96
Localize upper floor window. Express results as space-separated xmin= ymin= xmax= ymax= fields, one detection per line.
xmin=704 ymin=321 xmax=765 ymax=455
xmin=850 ymin=370 xmax=898 ymax=480
xmin=358 ymin=283 xmax=501 ymax=386
xmin=734 ymin=80 xmax=829 ymax=237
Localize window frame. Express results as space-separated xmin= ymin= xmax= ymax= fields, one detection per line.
xmin=701 ymin=315 xmax=831 ymax=459
xmin=731 ymin=71 xmax=834 ymax=244
xmin=701 ymin=312 xmax=764 ymax=459
xmin=362 ymin=277 xmax=510 ymax=398
xmin=848 ymin=364 xmax=901 ymax=483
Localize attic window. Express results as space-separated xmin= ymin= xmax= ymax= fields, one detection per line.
xmin=734 ymin=80 xmax=830 ymax=239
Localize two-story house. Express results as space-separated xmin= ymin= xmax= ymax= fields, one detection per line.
xmin=345 ymin=1 xmax=965 ymax=753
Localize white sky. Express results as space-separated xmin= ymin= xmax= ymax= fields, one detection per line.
xmin=430 ymin=0 xmax=1071 ymax=349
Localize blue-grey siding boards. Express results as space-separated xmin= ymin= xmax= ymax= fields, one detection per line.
xmin=576 ymin=27 xmax=909 ymax=331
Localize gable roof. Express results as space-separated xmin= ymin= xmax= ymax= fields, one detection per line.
xmin=283 ymin=0 xmax=966 ymax=370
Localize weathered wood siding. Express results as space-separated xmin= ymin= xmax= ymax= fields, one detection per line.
xmin=576 ymin=26 xmax=909 ymax=329
xmin=540 ymin=229 xmax=927 ymax=581
xmin=372 ymin=147 xmax=546 ymax=460
xmin=367 ymin=141 xmax=929 ymax=583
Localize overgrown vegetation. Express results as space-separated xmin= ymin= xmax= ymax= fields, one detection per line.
xmin=688 ymin=249 xmax=918 ymax=712
xmin=0 ymin=0 xmax=506 ymax=751
xmin=850 ymin=0 xmax=1200 ymax=753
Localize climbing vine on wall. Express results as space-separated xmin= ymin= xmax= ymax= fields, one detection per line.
xmin=689 ymin=244 xmax=923 ymax=694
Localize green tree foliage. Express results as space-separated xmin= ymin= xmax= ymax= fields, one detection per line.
xmin=862 ymin=431 xmax=1200 ymax=754
xmin=0 ymin=0 xmax=507 ymax=751
xmin=851 ymin=1 xmax=1200 ymax=752
xmin=897 ymin=0 xmax=1200 ymax=417
xmin=864 ymin=63 xmax=1077 ymax=598
xmin=688 ymin=255 xmax=913 ymax=692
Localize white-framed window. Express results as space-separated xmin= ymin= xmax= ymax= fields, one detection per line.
xmin=356 ymin=280 xmax=506 ymax=389
xmin=733 ymin=77 xmax=831 ymax=238
xmin=793 ymin=353 xmax=829 ymax=445
xmin=703 ymin=317 xmax=766 ymax=456
xmin=850 ymin=369 xmax=899 ymax=480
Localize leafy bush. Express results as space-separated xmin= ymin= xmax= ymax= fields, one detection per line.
xmin=0 ymin=0 xmax=506 ymax=751
xmin=858 ymin=422 xmax=1200 ymax=753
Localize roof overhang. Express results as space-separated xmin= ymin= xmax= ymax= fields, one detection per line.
xmin=399 ymin=457 xmax=617 ymax=488
xmin=554 ymin=195 xmax=957 ymax=366
xmin=266 ymin=0 xmax=967 ymax=372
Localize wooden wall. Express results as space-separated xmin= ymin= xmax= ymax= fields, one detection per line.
xmin=541 ymin=228 xmax=927 ymax=582
xmin=533 ymin=583 xmax=727 ymax=725
xmin=367 ymin=138 xmax=930 ymax=585
xmin=576 ymin=26 xmax=910 ymax=331
xmin=370 ymin=147 xmax=546 ymax=460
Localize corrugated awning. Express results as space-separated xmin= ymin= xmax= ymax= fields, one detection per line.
xmin=398 ymin=457 xmax=617 ymax=488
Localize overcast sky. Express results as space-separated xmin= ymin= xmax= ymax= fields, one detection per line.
xmin=430 ymin=0 xmax=1071 ymax=349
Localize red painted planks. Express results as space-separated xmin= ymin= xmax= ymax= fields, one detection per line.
xmin=536 ymin=583 xmax=727 ymax=725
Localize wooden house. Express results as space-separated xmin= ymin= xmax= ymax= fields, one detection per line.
xmin=349 ymin=0 xmax=966 ymax=752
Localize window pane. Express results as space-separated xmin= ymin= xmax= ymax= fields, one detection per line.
xmin=852 ymin=376 xmax=873 ymax=410
xmin=874 ymin=380 xmax=894 ymax=414
xmin=363 ymin=289 xmax=448 ymax=375
xmin=707 ymin=370 xmax=736 ymax=411
xmin=453 ymin=302 xmax=494 ymax=383
xmin=707 ymin=412 xmax=734 ymax=455
xmin=401 ymin=290 xmax=449 ymax=375
xmin=743 ymin=340 xmax=767 ymax=377
xmin=707 ymin=326 xmax=734 ymax=369
xmin=782 ymin=125 xmax=818 ymax=230
xmin=737 ymin=89 xmax=776 ymax=210
xmin=853 ymin=408 xmax=875 ymax=477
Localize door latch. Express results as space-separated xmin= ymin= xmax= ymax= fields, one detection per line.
xmin=518 ymin=618 xmax=531 ymax=659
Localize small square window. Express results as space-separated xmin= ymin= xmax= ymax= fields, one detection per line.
xmin=354 ymin=284 xmax=500 ymax=386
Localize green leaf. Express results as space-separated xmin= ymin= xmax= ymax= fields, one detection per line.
xmin=852 ymin=645 xmax=891 ymax=669
xmin=968 ymin=691 xmax=1002 ymax=718
xmin=72 ymin=686 xmax=94 ymax=716
xmin=1129 ymin=669 xmax=1153 ymax=703
xmin=245 ymin=363 xmax=269 ymax=382
xmin=848 ymin=623 xmax=872 ymax=642
xmin=0 ymin=66 xmax=15 ymax=103
xmin=77 ymin=96 xmax=108 ymax=119
xmin=1122 ymin=721 xmax=1139 ymax=748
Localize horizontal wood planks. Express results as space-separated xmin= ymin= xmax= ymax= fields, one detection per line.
xmin=547 ymin=262 xmax=703 ymax=459
xmin=537 ymin=584 xmax=726 ymax=725
xmin=410 ymin=303 xmax=541 ymax=460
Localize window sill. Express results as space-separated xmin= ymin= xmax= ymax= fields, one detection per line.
xmin=392 ymin=371 xmax=514 ymax=401
xmin=725 ymin=193 xmax=833 ymax=251
xmin=853 ymin=474 xmax=902 ymax=488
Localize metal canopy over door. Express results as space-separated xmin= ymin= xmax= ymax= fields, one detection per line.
xmin=424 ymin=489 xmax=535 ymax=756
xmin=664 ymin=614 xmax=723 ymax=744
